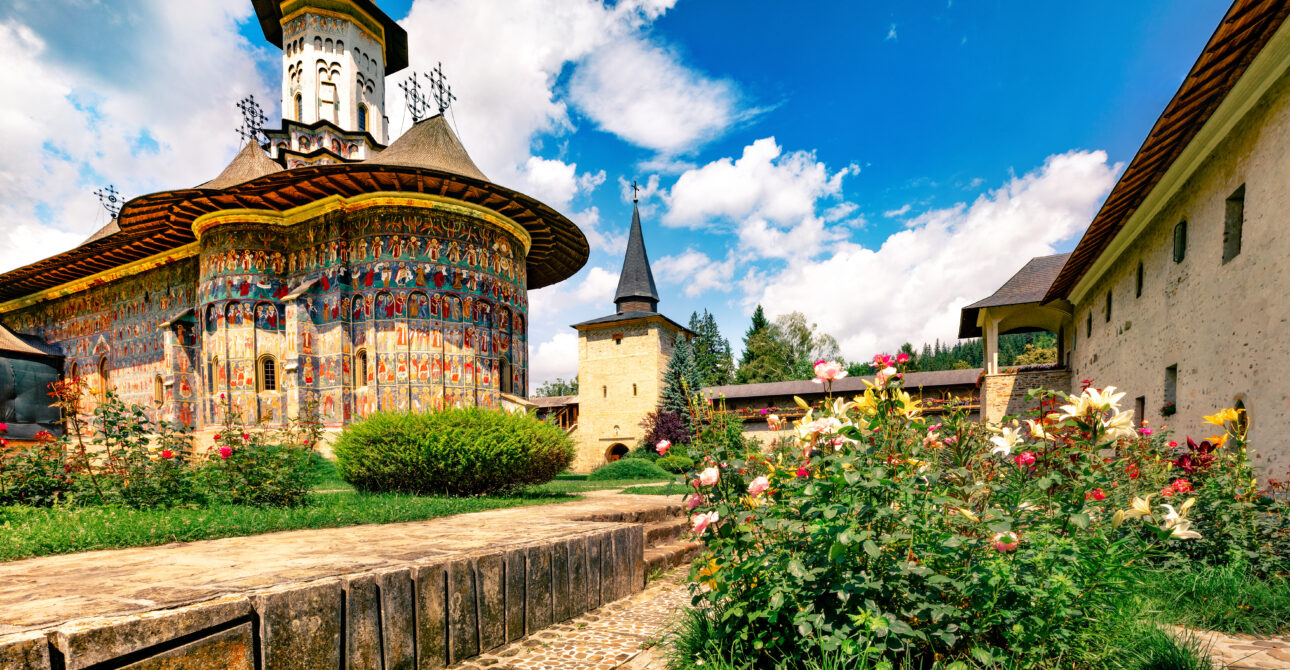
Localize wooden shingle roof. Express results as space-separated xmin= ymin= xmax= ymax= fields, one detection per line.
xmin=1045 ymin=0 xmax=1290 ymax=301
xmin=958 ymin=253 xmax=1069 ymax=338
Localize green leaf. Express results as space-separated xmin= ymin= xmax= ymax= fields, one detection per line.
xmin=829 ymin=541 xmax=846 ymax=562
xmin=1068 ymin=512 xmax=1090 ymax=529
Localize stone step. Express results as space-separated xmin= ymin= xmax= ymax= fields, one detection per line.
xmin=572 ymin=504 xmax=684 ymax=525
xmin=643 ymin=518 xmax=688 ymax=547
xmin=644 ymin=541 xmax=704 ymax=577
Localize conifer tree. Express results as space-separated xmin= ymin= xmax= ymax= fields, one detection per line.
xmin=738 ymin=305 xmax=770 ymax=368
xmin=688 ymin=310 xmax=735 ymax=387
xmin=660 ymin=336 xmax=703 ymax=427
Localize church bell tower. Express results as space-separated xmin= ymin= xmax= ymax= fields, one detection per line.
xmin=251 ymin=0 xmax=409 ymax=167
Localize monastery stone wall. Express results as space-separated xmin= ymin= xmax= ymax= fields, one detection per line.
xmin=574 ymin=321 xmax=676 ymax=471
xmin=1067 ymin=65 xmax=1290 ymax=476
xmin=981 ymin=369 xmax=1072 ymax=424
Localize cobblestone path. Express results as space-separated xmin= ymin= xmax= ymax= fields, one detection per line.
xmin=1172 ymin=626 xmax=1290 ymax=669
xmin=451 ymin=570 xmax=689 ymax=670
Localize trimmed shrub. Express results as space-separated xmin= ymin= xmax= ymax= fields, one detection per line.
xmin=334 ymin=408 xmax=575 ymax=496
xmin=588 ymin=458 xmax=670 ymax=481
xmin=655 ymin=454 xmax=694 ymax=474
xmin=624 ymin=445 xmax=660 ymax=461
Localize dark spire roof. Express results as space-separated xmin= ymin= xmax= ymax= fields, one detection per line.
xmin=613 ymin=202 xmax=660 ymax=313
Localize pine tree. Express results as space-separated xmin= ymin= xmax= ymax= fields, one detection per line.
xmin=689 ymin=310 xmax=735 ymax=387
xmin=738 ymin=305 xmax=770 ymax=368
xmin=661 ymin=336 xmax=704 ymax=426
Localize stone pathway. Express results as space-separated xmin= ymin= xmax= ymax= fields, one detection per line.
xmin=1173 ymin=626 xmax=1290 ymax=669
xmin=451 ymin=569 xmax=689 ymax=670
xmin=0 ymin=490 xmax=682 ymax=634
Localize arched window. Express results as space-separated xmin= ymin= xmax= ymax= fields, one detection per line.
xmin=357 ymin=103 xmax=367 ymax=132
xmin=154 ymin=374 xmax=164 ymax=406
xmin=1235 ymin=398 xmax=1249 ymax=435
xmin=69 ymin=361 xmax=79 ymax=380
xmin=257 ymin=355 xmax=278 ymax=392
xmin=97 ymin=357 xmax=110 ymax=401
xmin=336 ymin=40 xmax=343 ymax=53
xmin=1173 ymin=220 xmax=1187 ymax=263
xmin=210 ymin=356 xmax=220 ymax=389
xmin=355 ymin=349 xmax=369 ymax=387
xmin=325 ymin=38 xmax=333 ymax=53
xmin=314 ymin=36 xmax=322 ymax=51
xmin=499 ymin=355 xmax=512 ymax=394
xmin=294 ymin=93 xmax=303 ymax=121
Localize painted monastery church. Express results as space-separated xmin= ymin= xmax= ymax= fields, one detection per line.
xmin=2 ymin=0 xmax=1290 ymax=477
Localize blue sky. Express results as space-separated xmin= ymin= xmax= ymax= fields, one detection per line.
xmin=1 ymin=0 xmax=1231 ymax=389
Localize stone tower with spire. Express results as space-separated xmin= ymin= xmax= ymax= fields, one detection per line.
xmin=570 ymin=200 xmax=691 ymax=471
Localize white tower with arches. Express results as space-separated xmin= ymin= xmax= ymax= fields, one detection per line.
xmin=253 ymin=0 xmax=408 ymax=166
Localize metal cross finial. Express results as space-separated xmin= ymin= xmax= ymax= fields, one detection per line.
xmin=400 ymin=72 xmax=430 ymax=122
xmin=235 ymin=95 xmax=267 ymax=145
xmin=631 ymin=179 xmax=640 ymax=203
xmin=426 ymin=62 xmax=456 ymax=114
xmin=95 ymin=185 xmax=122 ymax=218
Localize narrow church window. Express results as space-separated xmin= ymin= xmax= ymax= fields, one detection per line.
xmin=1173 ymin=221 xmax=1187 ymax=262
xmin=336 ymin=40 xmax=343 ymax=54
xmin=1234 ymin=398 xmax=1248 ymax=434
xmin=355 ymin=349 xmax=368 ymax=387
xmin=633 ymin=383 xmax=638 ymax=396
xmin=500 ymin=356 xmax=512 ymax=394
xmin=1164 ymin=365 xmax=1178 ymax=406
xmin=357 ymin=103 xmax=368 ymax=132
xmin=295 ymin=93 xmax=303 ymax=121
xmin=1086 ymin=311 xmax=1092 ymax=338
xmin=1134 ymin=396 xmax=1145 ymax=427
xmin=154 ymin=374 xmax=164 ymax=407
xmin=210 ymin=356 xmax=219 ymax=390
xmin=314 ymin=36 xmax=322 ymax=51
xmin=258 ymin=355 xmax=278 ymax=392
xmin=1135 ymin=261 xmax=1144 ymax=298
xmin=602 ymin=385 xmax=607 ymax=398
xmin=1223 ymin=184 xmax=1244 ymax=264
xmin=98 ymin=357 xmax=110 ymax=401
xmin=1105 ymin=290 xmax=1112 ymax=323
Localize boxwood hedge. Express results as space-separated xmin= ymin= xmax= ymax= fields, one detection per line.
xmin=334 ymin=409 xmax=575 ymax=496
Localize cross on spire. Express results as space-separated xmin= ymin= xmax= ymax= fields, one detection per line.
xmin=426 ymin=62 xmax=456 ymax=114
xmin=400 ymin=72 xmax=431 ymax=122
xmin=235 ymin=95 xmax=267 ymax=145
xmin=95 ymin=184 xmax=122 ymax=218
xmin=631 ymin=179 xmax=640 ymax=203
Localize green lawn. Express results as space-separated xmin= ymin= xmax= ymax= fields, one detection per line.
xmin=620 ymin=482 xmax=687 ymax=496
xmin=0 ymin=491 xmax=565 ymax=562
xmin=527 ymin=477 xmax=672 ymax=494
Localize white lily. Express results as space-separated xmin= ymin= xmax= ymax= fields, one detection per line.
xmin=989 ymin=425 xmax=1023 ymax=456
xmin=1102 ymin=409 xmax=1138 ymax=442
xmin=1025 ymin=419 xmax=1052 ymax=440
xmin=1085 ymin=385 xmax=1127 ymax=412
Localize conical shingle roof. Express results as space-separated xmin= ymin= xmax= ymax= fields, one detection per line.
xmin=199 ymin=141 xmax=283 ymax=189
xmin=613 ymin=202 xmax=659 ymax=313
xmin=363 ymin=114 xmax=488 ymax=181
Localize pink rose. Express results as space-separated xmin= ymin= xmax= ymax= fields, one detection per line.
xmin=1160 ymin=486 xmax=1175 ymax=498
xmin=0 ymin=422 xmax=8 ymax=432
xmin=241 ymin=433 xmax=250 ymax=441
xmin=218 ymin=446 xmax=232 ymax=460
xmin=811 ymin=360 xmax=848 ymax=384
xmin=796 ymin=466 xmax=810 ymax=478
xmin=699 ymin=467 xmax=719 ymax=487
xmin=1138 ymin=427 xmax=1154 ymax=436
xmin=685 ymin=493 xmax=702 ymax=510
xmin=992 ymin=531 xmax=1020 ymax=553
xmin=691 ymin=511 xmax=719 ymax=537
xmin=747 ymin=476 xmax=770 ymax=497
xmin=896 ymin=352 xmax=910 ymax=364
xmin=656 ymin=440 xmax=671 ymax=456
xmin=1172 ymin=479 xmax=1193 ymax=493
xmin=1013 ymin=451 xmax=1036 ymax=468
xmin=927 ymin=423 xmax=943 ymax=433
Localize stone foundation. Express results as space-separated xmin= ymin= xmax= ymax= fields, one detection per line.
xmin=980 ymin=368 xmax=1072 ymax=423
xmin=0 ymin=526 xmax=644 ymax=670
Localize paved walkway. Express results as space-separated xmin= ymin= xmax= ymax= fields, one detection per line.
xmin=1172 ymin=626 xmax=1290 ymax=669
xmin=0 ymin=491 xmax=681 ymax=634
xmin=451 ymin=569 xmax=688 ymax=670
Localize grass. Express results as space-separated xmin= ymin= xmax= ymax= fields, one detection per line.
xmin=0 ymin=491 xmax=566 ymax=562
xmin=1144 ymin=563 xmax=1290 ymax=635
xmin=621 ymin=482 xmax=687 ymax=496
xmin=661 ymin=606 xmax=1215 ymax=670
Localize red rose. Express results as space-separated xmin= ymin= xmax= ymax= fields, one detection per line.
xmin=218 ymin=446 xmax=232 ymax=459
xmin=161 ymin=449 xmax=174 ymax=459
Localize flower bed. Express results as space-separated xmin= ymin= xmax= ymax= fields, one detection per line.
xmin=666 ymin=358 xmax=1290 ymax=669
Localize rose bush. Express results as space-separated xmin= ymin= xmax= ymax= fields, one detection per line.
xmin=674 ymin=359 xmax=1257 ymax=668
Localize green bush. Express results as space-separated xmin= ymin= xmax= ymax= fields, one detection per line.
xmin=656 ymin=454 xmax=694 ymax=474
xmin=588 ymin=458 xmax=670 ymax=481
xmin=334 ymin=408 xmax=575 ymax=496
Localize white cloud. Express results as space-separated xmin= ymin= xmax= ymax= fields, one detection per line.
xmin=886 ymin=23 xmax=898 ymax=41
xmin=653 ymin=249 xmax=735 ymax=298
xmin=0 ymin=2 xmax=271 ymax=273
xmin=528 ymin=266 xmax=620 ymax=324
xmin=528 ymin=332 xmax=580 ymax=388
xmin=746 ymin=150 xmax=1122 ymax=362
xmin=883 ymin=204 xmax=912 ymax=218
xmin=568 ymin=39 xmax=742 ymax=155
xmin=573 ymin=266 xmax=621 ymax=304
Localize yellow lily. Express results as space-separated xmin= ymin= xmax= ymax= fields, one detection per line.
xmin=1203 ymin=408 xmax=1241 ymax=427
xmin=1125 ymin=494 xmax=1154 ymax=520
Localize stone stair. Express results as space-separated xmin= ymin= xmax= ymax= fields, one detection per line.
xmin=573 ymin=493 xmax=704 ymax=581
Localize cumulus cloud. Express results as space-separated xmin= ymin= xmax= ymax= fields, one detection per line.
xmin=528 ymin=266 xmax=620 ymax=325
xmin=528 ymin=332 xmax=580 ymax=389
xmin=883 ymin=204 xmax=912 ymax=218
xmin=0 ymin=1 xmax=271 ymax=273
xmin=746 ymin=150 xmax=1122 ymax=361
xmin=664 ymin=137 xmax=859 ymax=260
xmin=568 ymin=39 xmax=743 ymax=155
xmin=653 ymin=249 xmax=735 ymax=298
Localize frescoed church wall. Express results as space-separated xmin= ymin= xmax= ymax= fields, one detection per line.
xmin=3 ymin=261 xmax=200 ymax=427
